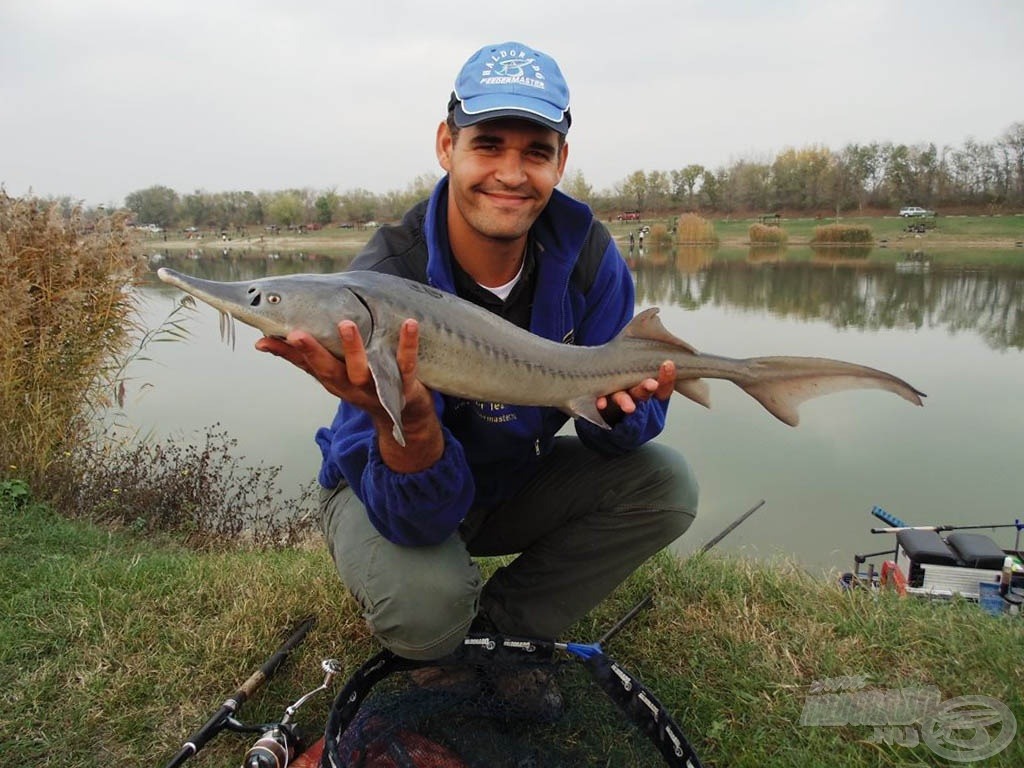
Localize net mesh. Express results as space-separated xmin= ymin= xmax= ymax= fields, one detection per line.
xmin=325 ymin=654 xmax=673 ymax=768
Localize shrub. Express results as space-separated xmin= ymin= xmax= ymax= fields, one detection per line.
xmin=675 ymin=213 xmax=719 ymax=244
xmin=649 ymin=223 xmax=673 ymax=249
xmin=0 ymin=193 xmax=143 ymax=485
xmin=748 ymin=222 xmax=788 ymax=245
xmin=810 ymin=223 xmax=873 ymax=244
xmin=47 ymin=426 xmax=316 ymax=549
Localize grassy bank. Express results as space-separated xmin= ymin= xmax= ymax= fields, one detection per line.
xmin=4 ymin=496 xmax=1022 ymax=767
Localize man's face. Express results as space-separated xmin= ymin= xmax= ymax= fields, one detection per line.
xmin=436 ymin=118 xmax=568 ymax=244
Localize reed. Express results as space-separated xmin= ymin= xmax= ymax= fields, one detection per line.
xmin=0 ymin=193 xmax=142 ymax=486
xmin=649 ymin=223 xmax=673 ymax=249
xmin=748 ymin=222 xmax=789 ymax=245
xmin=675 ymin=213 xmax=719 ymax=244
xmin=810 ymin=223 xmax=873 ymax=244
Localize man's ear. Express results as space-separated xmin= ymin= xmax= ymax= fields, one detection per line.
xmin=436 ymin=122 xmax=454 ymax=172
xmin=554 ymin=141 xmax=569 ymax=183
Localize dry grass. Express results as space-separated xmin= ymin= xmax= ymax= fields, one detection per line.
xmin=749 ymin=222 xmax=789 ymax=245
xmin=810 ymin=223 xmax=873 ymax=244
xmin=0 ymin=193 xmax=143 ymax=486
xmin=648 ymin=223 xmax=673 ymax=249
xmin=676 ymin=213 xmax=719 ymax=244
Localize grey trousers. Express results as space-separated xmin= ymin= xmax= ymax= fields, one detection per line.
xmin=320 ymin=437 xmax=698 ymax=660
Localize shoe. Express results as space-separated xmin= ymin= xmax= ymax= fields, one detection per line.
xmin=409 ymin=664 xmax=481 ymax=697
xmin=486 ymin=667 xmax=564 ymax=723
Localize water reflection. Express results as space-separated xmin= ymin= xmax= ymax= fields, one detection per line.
xmin=810 ymin=244 xmax=873 ymax=260
xmin=146 ymin=246 xmax=1024 ymax=352
xmin=142 ymin=250 xmax=357 ymax=287
xmin=629 ymin=247 xmax=1024 ymax=351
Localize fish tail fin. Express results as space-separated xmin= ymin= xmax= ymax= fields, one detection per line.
xmin=737 ymin=356 xmax=926 ymax=427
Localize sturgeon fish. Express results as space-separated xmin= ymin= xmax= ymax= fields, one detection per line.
xmin=157 ymin=268 xmax=925 ymax=445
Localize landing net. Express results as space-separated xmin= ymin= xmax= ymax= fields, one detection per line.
xmin=320 ymin=633 xmax=702 ymax=768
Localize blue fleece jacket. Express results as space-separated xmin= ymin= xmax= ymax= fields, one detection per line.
xmin=314 ymin=178 xmax=669 ymax=545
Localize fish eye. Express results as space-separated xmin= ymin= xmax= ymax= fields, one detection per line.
xmin=268 ymin=294 xmax=281 ymax=304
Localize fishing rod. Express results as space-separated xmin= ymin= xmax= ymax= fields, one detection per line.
xmin=163 ymin=615 xmax=316 ymax=768
xmin=870 ymin=520 xmax=1024 ymax=535
xmin=698 ymin=499 xmax=767 ymax=554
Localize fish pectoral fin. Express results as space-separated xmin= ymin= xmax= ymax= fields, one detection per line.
xmin=365 ymin=347 xmax=407 ymax=447
xmin=565 ymin=396 xmax=612 ymax=430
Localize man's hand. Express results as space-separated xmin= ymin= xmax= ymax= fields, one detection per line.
xmin=596 ymin=360 xmax=676 ymax=424
xmin=255 ymin=319 xmax=444 ymax=472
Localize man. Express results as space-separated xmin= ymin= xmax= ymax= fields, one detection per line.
xmin=258 ymin=42 xmax=698 ymax=662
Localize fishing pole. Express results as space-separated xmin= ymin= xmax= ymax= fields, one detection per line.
xmin=163 ymin=615 xmax=316 ymax=768
xmin=698 ymin=499 xmax=767 ymax=554
xmin=870 ymin=521 xmax=1024 ymax=535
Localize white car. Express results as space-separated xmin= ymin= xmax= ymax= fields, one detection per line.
xmin=899 ymin=206 xmax=934 ymax=218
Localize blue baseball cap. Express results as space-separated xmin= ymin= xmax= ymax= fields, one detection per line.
xmin=449 ymin=42 xmax=571 ymax=135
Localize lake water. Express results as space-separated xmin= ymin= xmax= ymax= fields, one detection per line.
xmin=126 ymin=245 xmax=1024 ymax=573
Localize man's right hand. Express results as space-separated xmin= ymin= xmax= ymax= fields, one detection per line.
xmin=255 ymin=319 xmax=444 ymax=473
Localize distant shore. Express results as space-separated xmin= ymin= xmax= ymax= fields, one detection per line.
xmin=139 ymin=213 xmax=1024 ymax=253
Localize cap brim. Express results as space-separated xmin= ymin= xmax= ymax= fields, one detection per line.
xmin=453 ymin=98 xmax=569 ymax=135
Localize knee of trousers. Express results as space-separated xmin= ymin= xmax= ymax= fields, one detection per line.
xmin=624 ymin=442 xmax=700 ymax=543
xmin=366 ymin=564 xmax=482 ymax=661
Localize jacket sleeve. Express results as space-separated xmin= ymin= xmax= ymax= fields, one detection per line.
xmin=315 ymin=392 xmax=476 ymax=546
xmin=572 ymin=239 xmax=669 ymax=455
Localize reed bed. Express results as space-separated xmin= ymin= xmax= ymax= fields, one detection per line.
xmin=649 ymin=222 xmax=673 ymax=249
xmin=675 ymin=213 xmax=719 ymax=245
xmin=0 ymin=193 xmax=142 ymax=486
xmin=810 ymin=223 xmax=873 ymax=244
xmin=748 ymin=222 xmax=789 ymax=246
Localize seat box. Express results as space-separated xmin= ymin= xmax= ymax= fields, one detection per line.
xmin=896 ymin=529 xmax=959 ymax=566
xmin=946 ymin=532 xmax=1007 ymax=570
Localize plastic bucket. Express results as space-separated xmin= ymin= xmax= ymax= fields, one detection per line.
xmin=978 ymin=581 xmax=1005 ymax=615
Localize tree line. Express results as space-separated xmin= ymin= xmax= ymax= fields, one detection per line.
xmin=120 ymin=122 xmax=1024 ymax=229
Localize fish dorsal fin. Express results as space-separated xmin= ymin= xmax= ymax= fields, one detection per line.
xmin=618 ymin=308 xmax=697 ymax=353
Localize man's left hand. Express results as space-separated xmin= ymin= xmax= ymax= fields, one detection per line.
xmin=596 ymin=360 xmax=676 ymax=423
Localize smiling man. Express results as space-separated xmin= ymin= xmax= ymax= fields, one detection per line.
xmin=258 ymin=43 xmax=699 ymax=682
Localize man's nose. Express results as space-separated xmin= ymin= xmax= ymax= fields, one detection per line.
xmin=493 ymin=150 xmax=527 ymax=186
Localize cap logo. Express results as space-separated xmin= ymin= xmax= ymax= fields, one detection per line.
xmin=480 ymin=47 xmax=546 ymax=90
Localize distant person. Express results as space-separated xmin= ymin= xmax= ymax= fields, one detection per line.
xmin=258 ymin=42 xmax=698 ymax=689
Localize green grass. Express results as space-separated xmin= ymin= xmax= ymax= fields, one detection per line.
xmin=5 ymin=497 xmax=1023 ymax=767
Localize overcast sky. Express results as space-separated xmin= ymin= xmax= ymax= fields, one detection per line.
xmin=2 ymin=0 xmax=1021 ymax=207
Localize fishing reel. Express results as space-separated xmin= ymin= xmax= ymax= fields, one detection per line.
xmin=240 ymin=658 xmax=343 ymax=768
